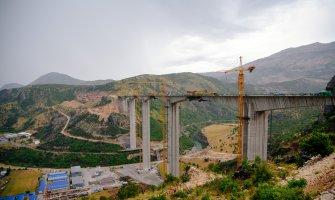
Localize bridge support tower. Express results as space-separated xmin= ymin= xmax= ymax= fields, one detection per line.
xmin=142 ymin=97 xmax=151 ymax=171
xmin=129 ymin=98 xmax=137 ymax=149
xmin=242 ymin=103 xmax=269 ymax=160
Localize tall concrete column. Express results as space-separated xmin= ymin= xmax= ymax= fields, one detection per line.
xmin=167 ymin=102 xmax=173 ymax=174
xmin=246 ymin=103 xmax=269 ymax=160
xmin=123 ymin=99 xmax=129 ymax=113
xmin=247 ymin=103 xmax=256 ymax=160
xmin=142 ymin=98 xmax=151 ymax=171
xmin=242 ymin=103 xmax=249 ymax=159
xmin=262 ymin=111 xmax=269 ymax=159
xmin=167 ymin=102 xmax=180 ymax=177
xmin=129 ymin=99 xmax=136 ymax=149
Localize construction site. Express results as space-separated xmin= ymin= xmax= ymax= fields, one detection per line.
xmin=1 ymin=56 xmax=334 ymax=200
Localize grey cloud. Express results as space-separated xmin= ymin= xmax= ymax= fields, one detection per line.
xmin=0 ymin=0 xmax=333 ymax=87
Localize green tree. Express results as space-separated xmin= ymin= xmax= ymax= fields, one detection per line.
xmin=300 ymin=132 xmax=334 ymax=157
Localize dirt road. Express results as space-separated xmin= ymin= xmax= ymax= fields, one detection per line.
xmin=53 ymin=106 xmax=122 ymax=145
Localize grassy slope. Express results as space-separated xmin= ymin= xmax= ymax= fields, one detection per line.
xmin=268 ymin=107 xmax=321 ymax=159
xmin=202 ymin=124 xmax=237 ymax=153
xmin=1 ymin=169 xmax=41 ymax=196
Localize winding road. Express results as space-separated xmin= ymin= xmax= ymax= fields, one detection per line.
xmin=1 ymin=107 xmax=130 ymax=155
xmin=8 ymin=141 xmax=117 ymax=155
xmin=53 ymin=106 xmax=122 ymax=145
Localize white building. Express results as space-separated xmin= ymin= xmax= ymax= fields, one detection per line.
xmin=71 ymin=176 xmax=84 ymax=188
xmin=71 ymin=166 xmax=82 ymax=177
xmin=4 ymin=132 xmax=31 ymax=139
xmin=18 ymin=132 xmax=32 ymax=137
xmin=4 ymin=133 xmax=19 ymax=139
xmin=33 ymin=139 xmax=41 ymax=145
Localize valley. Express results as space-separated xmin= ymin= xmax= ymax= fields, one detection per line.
xmin=202 ymin=124 xmax=238 ymax=153
xmin=0 ymin=42 xmax=334 ymax=200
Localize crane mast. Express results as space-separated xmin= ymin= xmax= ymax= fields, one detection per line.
xmin=237 ymin=57 xmax=245 ymax=165
xmin=222 ymin=56 xmax=255 ymax=164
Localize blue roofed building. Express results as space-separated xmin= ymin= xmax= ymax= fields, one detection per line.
xmin=0 ymin=192 xmax=37 ymax=200
xmin=46 ymin=172 xmax=69 ymax=192
xmin=47 ymin=172 xmax=68 ymax=181
xmin=38 ymin=179 xmax=45 ymax=193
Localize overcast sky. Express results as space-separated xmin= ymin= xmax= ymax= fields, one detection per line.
xmin=0 ymin=0 xmax=335 ymax=87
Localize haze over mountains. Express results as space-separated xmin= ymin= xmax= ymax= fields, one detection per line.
xmin=0 ymin=83 xmax=24 ymax=90
xmin=1 ymin=41 xmax=334 ymax=93
xmin=0 ymin=72 xmax=114 ymax=90
xmin=203 ymin=41 xmax=335 ymax=93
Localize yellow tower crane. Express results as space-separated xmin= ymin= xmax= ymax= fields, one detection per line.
xmin=220 ymin=56 xmax=255 ymax=164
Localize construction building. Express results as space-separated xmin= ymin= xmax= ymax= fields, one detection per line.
xmin=46 ymin=172 xmax=69 ymax=192
xmin=71 ymin=176 xmax=84 ymax=188
xmin=70 ymin=166 xmax=82 ymax=177
xmin=70 ymin=166 xmax=84 ymax=188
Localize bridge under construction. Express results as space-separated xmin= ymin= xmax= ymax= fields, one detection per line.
xmin=118 ymin=94 xmax=335 ymax=177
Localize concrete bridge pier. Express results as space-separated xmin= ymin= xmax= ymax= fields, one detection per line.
xmin=142 ymin=97 xmax=151 ymax=171
xmin=242 ymin=103 xmax=249 ymax=159
xmin=122 ymin=99 xmax=129 ymax=113
xmin=244 ymin=103 xmax=269 ymax=160
xmin=167 ymin=99 xmax=183 ymax=177
xmin=117 ymin=98 xmax=129 ymax=114
xmin=129 ymin=98 xmax=137 ymax=149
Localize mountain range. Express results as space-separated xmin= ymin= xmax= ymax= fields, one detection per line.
xmin=0 ymin=72 xmax=114 ymax=90
xmin=202 ymin=41 xmax=335 ymax=93
xmin=1 ymin=41 xmax=335 ymax=93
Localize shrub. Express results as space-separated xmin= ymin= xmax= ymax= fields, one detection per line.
xmin=201 ymin=194 xmax=210 ymax=200
xmin=117 ymin=182 xmax=141 ymax=199
xmin=251 ymin=185 xmax=307 ymax=200
xmin=219 ymin=178 xmax=239 ymax=194
xmin=208 ymin=159 xmax=237 ymax=174
xmin=300 ymin=132 xmax=334 ymax=157
xmin=233 ymin=160 xmax=252 ymax=180
xmin=181 ymin=174 xmax=190 ymax=182
xmin=278 ymin=169 xmax=289 ymax=180
xmin=243 ymin=179 xmax=253 ymax=189
xmin=149 ymin=194 xmax=167 ymax=200
xmin=288 ymin=178 xmax=307 ymax=189
xmin=149 ymin=185 xmax=158 ymax=192
xmin=195 ymin=188 xmax=203 ymax=196
xmin=253 ymin=160 xmax=273 ymax=184
xmin=165 ymin=174 xmax=179 ymax=183
xmin=181 ymin=164 xmax=191 ymax=182
xmin=171 ymin=190 xmax=187 ymax=198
